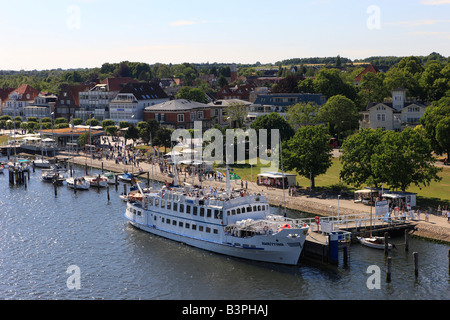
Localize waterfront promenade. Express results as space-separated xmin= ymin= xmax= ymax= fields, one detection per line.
xmin=55 ymin=148 xmax=450 ymax=244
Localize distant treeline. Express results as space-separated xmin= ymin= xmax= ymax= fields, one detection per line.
xmin=275 ymin=56 xmax=352 ymax=66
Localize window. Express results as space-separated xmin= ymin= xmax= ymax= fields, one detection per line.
xmin=376 ymin=113 xmax=386 ymax=122
xmin=179 ymin=222 xmax=183 ymax=227
xmin=172 ymin=220 xmax=177 ymax=226
xmin=179 ymin=204 xmax=184 ymax=213
xmin=173 ymin=203 xmax=177 ymax=211
xmin=161 ymin=200 xmax=165 ymax=208
xmin=206 ymin=227 xmax=211 ymax=233
xmin=167 ymin=202 xmax=171 ymax=210
xmin=200 ymin=208 xmax=205 ymax=217
xmin=166 ymin=219 xmax=171 ymax=224
xmin=199 ymin=226 xmax=204 ymax=232
xmin=192 ymin=225 xmax=197 ymax=230
xmin=197 ymin=111 xmax=204 ymax=119
xmin=186 ymin=205 xmax=191 ymax=214
xmin=177 ymin=114 xmax=185 ymax=122
xmin=207 ymin=209 xmax=212 ymax=218
xmin=193 ymin=206 xmax=198 ymax=216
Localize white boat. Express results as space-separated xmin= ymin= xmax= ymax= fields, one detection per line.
xmin=66 ymin=177 xmax=90 ymax=190
xmin=41 ymin=169 xmax=65 ymax=184
xmin=119 ymin=172 xmax=133 ymax=183
xmin=357 ymin=236 xmax=393 ymax=250
xmin=102 ymin=172 xmax=117 ymax=184
xmin=85 ymin=175 xmax=108 ymax=188
xmin=33 ymin=157 xmax=51 ymax=168
xmin=124 ymin=183 xmax=309 ymax=265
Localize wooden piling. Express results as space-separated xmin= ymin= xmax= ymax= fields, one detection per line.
xmin=54 ymin=182 xmax=58 ymax=197
xmin=107 ymin=185 xmax=110 ymax=202
xmin=413 ymin=252 xmax=419 ymax=278
xmin=386 ymin=257 xmax=392 ymax=282
xmin=448 ymin=249 xmax=450 ymax=275
xmin=405 ymin=230 xmax=409 ymax=252
xmin=384 ymin=232 xmax=389 ymax=256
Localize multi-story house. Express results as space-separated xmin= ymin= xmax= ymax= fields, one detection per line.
xmin=24 ymin=93 xmax=57 ymax=119
xmin=77 ymin=77 xmax=137 ymax=122
xmin=144 ymin=99 xmax=212 ymax=130
xmin=217 ymin=84 xmax=254 ymax=101
xmin=109 ymin=82 xmax=169 ymax=124
xmin=2 ymin=84 xmax=41 ymax=118
xmin=54 ymin=83 xmax=94 ymax=121
xmin=359 ymin=87 xmax=427 ymax=131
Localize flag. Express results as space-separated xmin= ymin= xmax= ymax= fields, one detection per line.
xmin=229 ymin=173 xmax=241 ymax=180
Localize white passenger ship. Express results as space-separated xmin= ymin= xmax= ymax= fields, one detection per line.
xmin=124 ymin=171 xmax=309 ymax=265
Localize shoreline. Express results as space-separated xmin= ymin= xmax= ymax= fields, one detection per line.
xmin=53 ymin=152 xmax=450 ymax=245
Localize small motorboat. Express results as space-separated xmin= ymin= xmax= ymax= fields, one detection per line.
xmin=33 ymin=157 xmax=51 ymax=168
xmin=85 ymin=175 xmax=108 ymax=188
xmin=119 ymin=172 xmax=133 ymax=183
xmin=66 ymin=177 xmax=90 ymax=190
xmin=102 ymin=172 xmax=117 ymax=184
xmin=357 ymin=236 xmax=393 ymax=250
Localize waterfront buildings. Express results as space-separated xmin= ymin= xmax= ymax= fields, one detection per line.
xmin=109 ymin=82 xmax=169 ymax=124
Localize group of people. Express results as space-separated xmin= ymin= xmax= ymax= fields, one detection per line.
xmin=437 ymin=205 xmax=450 ymax=222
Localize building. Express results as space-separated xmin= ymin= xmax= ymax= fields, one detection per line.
xmin=24 ymin=93 xmax=57 ymax=119
xmin=359 ymin=88 xmax=427 ymax=131
xmin=0 ymin=87 xmax=15 ymax=110
xmin=55 ymin=83 xmax=94 ymax=121
xmin=109 ymin=82 xmax=169 ymax=124
xmin=216 ymin=83 xmax=254 ymax=101
xmin=207 ymin=99 xmax=252 ymax=127
xmin=144 ymin=99 xmax=212 ymax=130
xmin=2 ymin=84 xmax=41 ymax=118
xmin=77 ymin=77 xmax=137 ymax=122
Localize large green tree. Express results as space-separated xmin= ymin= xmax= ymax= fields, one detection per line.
xmin=339 ymin=128 xmax=385 ymax=188
xmin=420 ymin=96 xmax=450 ymax=155
xmin=317 ymin=94 xmax=359 ymax=142
xmin=283 ymin=125 xmax=332 ymax=189
xmin=286 ymin=102 xmax=321 ymax=130
xmin=372 ymin=128 xmax=441 ymax=192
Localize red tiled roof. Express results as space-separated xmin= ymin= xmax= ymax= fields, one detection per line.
xmin=7 ymin=84 xmax=41 ymax=101
xmin=100 ymin=77 xmax=138 ymax=92
xmin=355 ymin=64 xmax=378 ymax=82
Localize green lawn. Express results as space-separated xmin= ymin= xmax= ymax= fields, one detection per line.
xmin=224 ymin=157 xmax=450 ymax=208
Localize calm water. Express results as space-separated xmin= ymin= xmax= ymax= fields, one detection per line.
xmin=0 ymin=158 xmax=449 ymax=300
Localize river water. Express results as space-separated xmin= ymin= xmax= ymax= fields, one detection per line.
xmin=0 ymin=159 xmax=448 ymax=300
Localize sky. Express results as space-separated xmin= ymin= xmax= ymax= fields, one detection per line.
xmin=0 ymin=0 xmax=449 ymax=70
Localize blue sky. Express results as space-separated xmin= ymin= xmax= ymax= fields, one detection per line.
xmin=0 ymin=0 xmax=449 ymax=70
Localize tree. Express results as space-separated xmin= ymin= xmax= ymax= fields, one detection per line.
xmin=358 ymin=72 xmax=390 ymax=110
xmin=176 ymin=86 xmax=208 ymax=104
xmin=313 ymin=68 xmax=357 ymax=101
xmin=217 ymin=75 xmax=228 ymax=89
xmin=420 ymin=96 xmax=450 ymax=155
xmin=105 ymin=125 xmax=118 ymax=137
xmin=124 ymin=125 xmax=139 ymax=146
xmin=153 ymin=127 xmax=173 ymax=153
xmin=339 ymin=129 xmax=385 ymax=188
xmin=436 ymin=116 xmax=450 ymax=159
xmin=317 ymin=95 xmax=358 ymax=142
xmin=224 ymin=102 xmax=248 ymax=128
xmin=284 ymin=125 xmax=333 ymax=190
xmin=250 ymin=112 xmax=295 ymax=150
xmin=286 ymin=102 xmax=321 ymax=130
xmin=372 ymin=128 xmax=441 ymax=192
xmin=101 ymin=119 xmax=116 ymax=128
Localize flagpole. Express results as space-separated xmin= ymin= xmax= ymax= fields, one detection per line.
xmin=280 ymin=136 xmax=286 ymax=215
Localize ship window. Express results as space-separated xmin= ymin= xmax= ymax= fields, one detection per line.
xmin=200 ymin=208 xmax=204 ymax=217
xmin=193 ymin=206 xmax=198 ymax=215
xmin=173 ymin=203 xmax=177 ymax=211
xmin=214 ymin=229 xmax=218 ymax=234
xmin=214 ymin=209 xmax=219 ymax=218
xmin=186 ymin=205 xmax=191 ymax=214
xmin=247 ymin=206 xmax=252 ymax=212
xmin=199 ymin=226 xmax=204 ymax=232
xmin=258 ymin=205 xmax=261 ymax=211
xmin=172 ymin=220 xmax=177 ymax=226
xmin=137 ymin=211 xmax=141 ymax=216
xmin=179 ymin=222 xmax=183 ymax=227
xmin=207 ymin=209 xmax=212 ymax=217
xmin=232 ymin=210 xmax=236 ymax=215
xmin=237 ymin=208 xmax=241 ymax=214
xmin=186 ymin=223 xmax=190 ymax=229
xmin=161 ymin=200 xmax=165 ymax=208
xmin=206 ymin=227 xmax=211 ymax=233
xmin=166 ymin=219 xmax=171 ymax=224
xmin=167 ymin=202 xmax=171 ymax=210
xmin=179 ymin=204 xmax=184 ymax=213
xmin=242 ymin=207 xmax=245 ymax=213
xmin=162 ymin=218 xmax=165 ymax=223
xmin=149 ymin=198 xmax=153 ymax=206
xmin=253 ymin=206 xmax=257 ymax=211
xmin=192 ymin=224 xmax=197 ymax=230
xmin=227 ymin=210 xmax=230 ymax=216
xmin=155 ymin=199 xmax=159 ymax=206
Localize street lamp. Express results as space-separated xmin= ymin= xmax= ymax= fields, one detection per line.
xmin=337 ymin=195 xmax=341 ymax=219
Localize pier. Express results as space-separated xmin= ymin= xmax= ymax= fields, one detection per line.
xmin=299 ymin=214 xmax=415 ymax=265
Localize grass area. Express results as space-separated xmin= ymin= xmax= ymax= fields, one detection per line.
xmin=224 ymin=157 xmax=450 ymax=208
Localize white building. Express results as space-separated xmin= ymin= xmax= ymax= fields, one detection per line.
xmin=77 ymin=77 xmax=137 ymax=122
xmin=109 ymin=82 xmax=169 ymax=124
xmin=360 ymin=88 xmax=427 ymax=131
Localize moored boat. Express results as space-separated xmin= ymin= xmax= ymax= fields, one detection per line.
xmin=124 ymin=183 xmax=309 ymax=266
xmin=66 ymin=177 xmax=90 ymax=190
xmin=85 ymin=175 xmax=108 ymax=188
xmin=357 ymin=236 xmax=393 ymax=250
